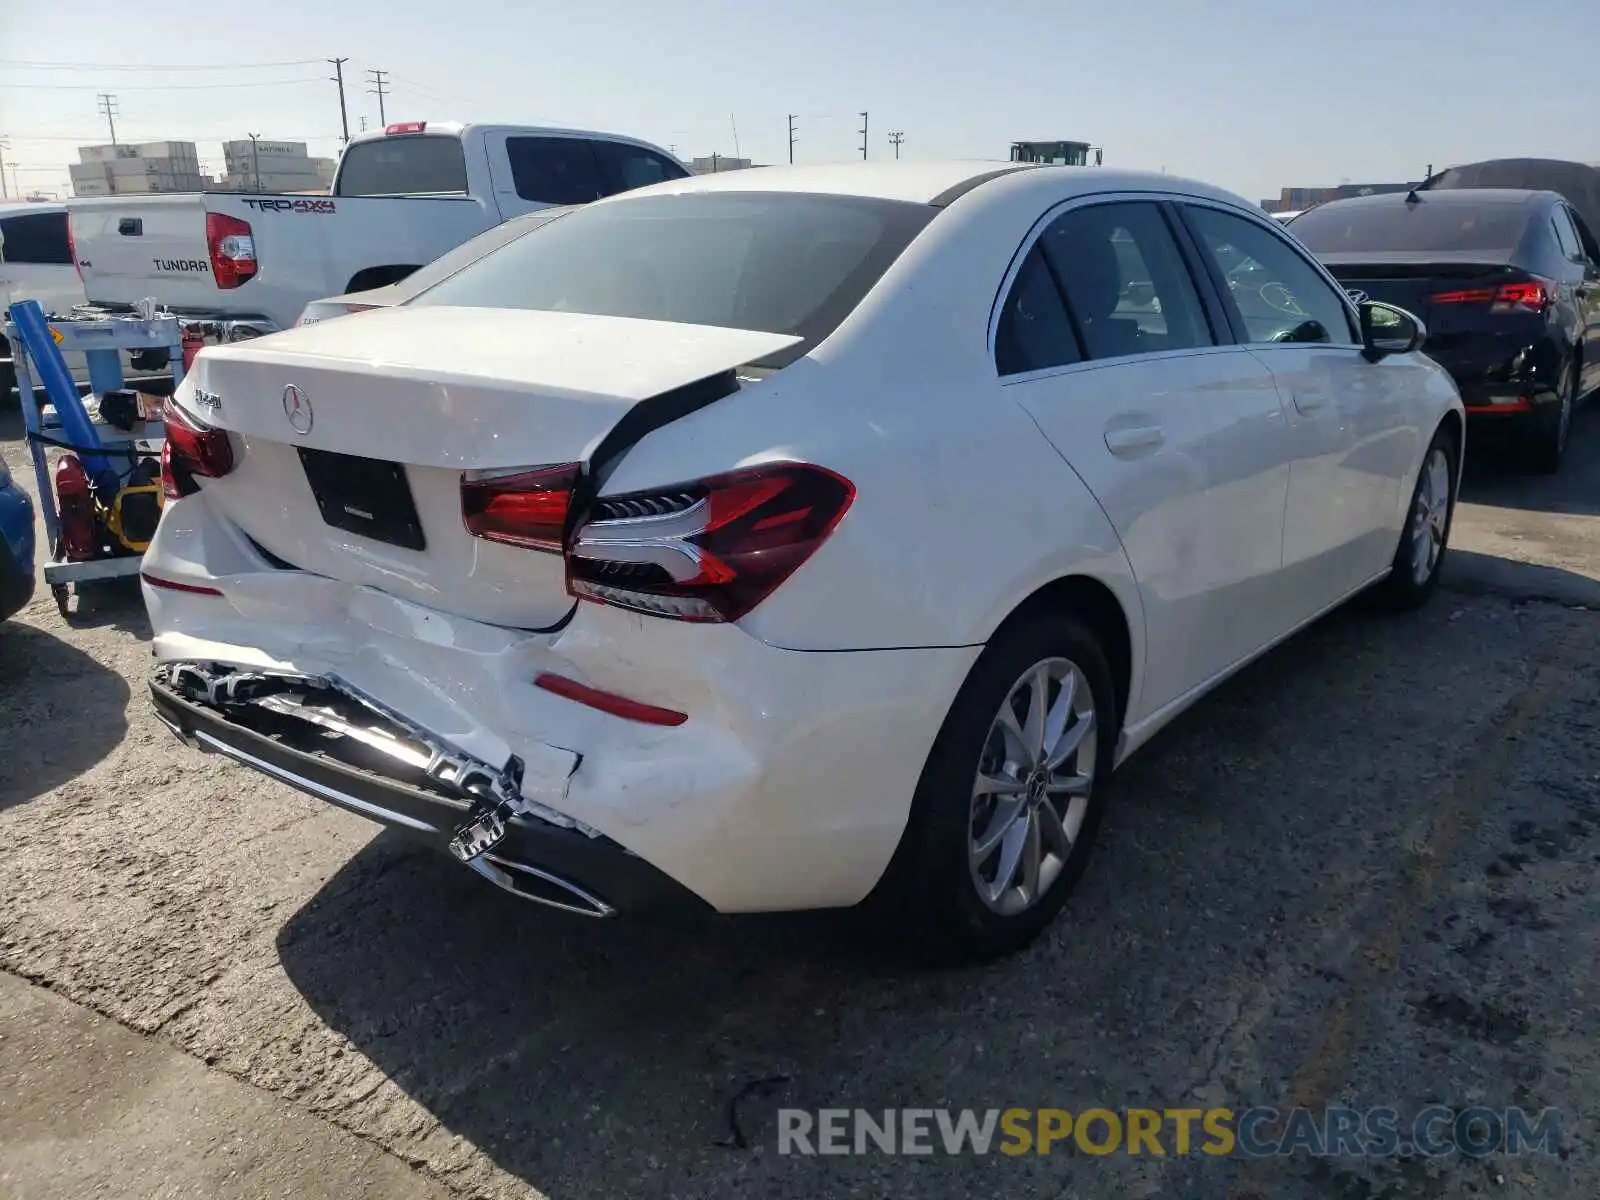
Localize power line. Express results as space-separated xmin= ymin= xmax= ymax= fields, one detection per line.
xmin=367 ymin=69 xmax=390 ymax=126
xmin=0 ymin=77 xmax=326 ymax=91
xmin=0 ymin=58 xmax=323 ymax=71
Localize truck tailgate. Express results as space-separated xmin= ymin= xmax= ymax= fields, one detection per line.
xmin=68 ymin=195 xmax=215 ymax=309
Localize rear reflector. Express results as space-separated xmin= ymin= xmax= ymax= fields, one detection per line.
xmin=567 ymin=461 xmax=855 ymax=623
xmin=1464 ymin=398 xmax=1533 ymax=413
xmin=534 ymin=672 xmax=687 ymax=727
xmin=385 ymin=121 xmax=427 ymax=135
xmin=141 ymin=572 xmax=223 ymax=596
xmin=460 ymin=463 xmax=579 ymax=552
xmin=162 ymin=397 xmax=235 ymax=499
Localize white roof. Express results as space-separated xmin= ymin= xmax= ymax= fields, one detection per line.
xmin=639 ymin=160 xmax=1253 ymax=210
xmin=0 ymin=201 xmax=65 ymax=217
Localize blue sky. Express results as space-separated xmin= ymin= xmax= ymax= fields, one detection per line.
xmin=3 ymin=0 xmax=1597 ymax=203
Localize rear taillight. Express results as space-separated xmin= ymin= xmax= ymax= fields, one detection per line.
xmin=460 ymin=463 xmax=580 ymax=552
xmin=566 ymin=462 xmax=855 ymax=623
xmin=162 ymin=397 xmax=235 ymax=499
xmin=1431 ymin=279 xmax=1551 ymax=312
xmin=65 ymin=215 xmax=83 ymax=282
xmin=385 ymin=121 xmax=427 ymax=134
xmin=205 ymin=211 xmax=257 ymax=289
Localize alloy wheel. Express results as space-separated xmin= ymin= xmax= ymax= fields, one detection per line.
xmin=1410 ymin=446 xmax=1451 ymax=585
xmin=968 ymin=657 xmax=1097 ymax=916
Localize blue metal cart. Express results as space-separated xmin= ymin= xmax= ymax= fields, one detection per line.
xmin=5 ymin=304 xmax=185 ymax=615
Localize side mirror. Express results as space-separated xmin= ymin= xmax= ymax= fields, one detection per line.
xmin=1360 ymin=300 xmax=1426 ymax=361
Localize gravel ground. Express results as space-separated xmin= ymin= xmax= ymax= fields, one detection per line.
xmin=2 ymin=406 xmax=1599 ymax=1199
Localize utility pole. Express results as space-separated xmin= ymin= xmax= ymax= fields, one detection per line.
xmin=367 ymin=69 xmax=390 ymax=126
xmin=859 ymin=112 xmax=869 ymax=160
xmin=360 ymin=116 xmax=369 ymax=133
xmin=328 ymin=57 xmax=351 ymax=144
xmin=0 ymin=140 xmax=8 ymax=200
xmin=249 ymin=133 xmax=262 ymax=191
xmin=97 ymin=93 xmax=120 ymax=144
xmin=711 ymin=152 xmax=720 ymax=173
xmin=787 ymin=114 xmax=797 ymax=164
xmin=888 ymin=130 xmax=904 ymax=160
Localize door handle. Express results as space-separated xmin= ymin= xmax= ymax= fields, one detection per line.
xmin=1104 ymin=425 xmax=1165 ymax=456
xmin=1293 ymin=392 xmax=1329 ymax=414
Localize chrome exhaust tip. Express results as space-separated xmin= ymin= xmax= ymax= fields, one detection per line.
xmin=463 ymin=853 xmax=616 ymax=918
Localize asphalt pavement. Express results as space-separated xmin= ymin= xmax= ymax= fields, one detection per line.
xmin=2 ymin=404 xmax=1599 ymax=1199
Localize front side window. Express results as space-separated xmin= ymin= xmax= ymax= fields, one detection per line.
xmin=996 ymin=246 xmax=1080 ymax=375
xmin=0 ymin=212 xmax=72 ymax=265
xmin=1184 ymin=205 xmax=1357 ymax=344
xmin=589 ymin=141 xmax=687 ymax=196
xmin=506 ymin=137 xmax=604 ymax=205
xmin=1036 ymin=202 xmax=1212 ymax=360
xmin=412 ymin=191 xmax=935 ymax=368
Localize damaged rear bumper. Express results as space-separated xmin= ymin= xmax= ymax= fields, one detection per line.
xmin=149 ymin=668 xmax=709 ymax=918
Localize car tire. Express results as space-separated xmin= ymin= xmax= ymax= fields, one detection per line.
xmin=871 ymin=611 xmax=1119 ymax=963
xmin=1529 ymin=359 xmax=1577 ymax=475
xmin=1373 ymin=424 xmax=1458 ymax=611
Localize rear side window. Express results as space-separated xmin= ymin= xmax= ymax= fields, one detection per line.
xmin=411 ymin=191 xmax=935 ymax=368
xmin=590 ymin=141 xmax=688 ymax=194
xmin=1185 ymin=205 xmax=1356 ymax=345
xmin=0 ymin=211 xmax=72 ymax=265
xmin=506 ymin=137 xmax=604 ymax=205
xmin=334 ymin=136 xmax=468 ymax=196
xmin=1037 ymin=201 xmax=1212 ymax=359
xmin=996 ymin=246 xmax=1080 ymax=375
xmin=1552 ymin=208 xmax=1584 ymax=262
xmin=1290 ymin=199 xmax=1528 ymax=256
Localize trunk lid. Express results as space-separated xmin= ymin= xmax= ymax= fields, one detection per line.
xmin=186 ymin=305 xmax=799 ymax=628
xmin=67 ymin=195 xmax=215 ymax=309
xmin=1318 ymin=256 xmax=1520 ymax=332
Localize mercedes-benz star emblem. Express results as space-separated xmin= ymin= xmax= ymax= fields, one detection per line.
xmin=1345 ymin=288 xmax=1369 ymax=306
xmin=282 ymin=384 xmax=313 ymax=435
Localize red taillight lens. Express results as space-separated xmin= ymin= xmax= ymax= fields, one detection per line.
xmin=460 ymin=463 xmax=580 ymax=552
xmin=162 ymin=397 xmax=235 ymax=499
xmin=1431 ymin=280 xmax=1551 ymax=312
xmin=386 ymin=122 xmax=427 ymax=135
xmin=205 ymin=211 xmax=257 ymax=289
xmin=66 ymin=215 xmax=83 ymax=282
xmin=566 ymin=462 xmax=855 ymax=623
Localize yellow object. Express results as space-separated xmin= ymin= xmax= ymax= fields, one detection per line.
xmin=98 ymin=483 xmax=165 ymax=553
xmin=49 ymin=326 xmax=64 ymax=345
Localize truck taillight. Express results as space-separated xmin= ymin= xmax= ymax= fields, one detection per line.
xmin=205 ymin=212 xmax=257 ymax=289
xmin=65 ymin=216 xmax=83 ymax=282
xmin=162 ymin=397 xmax=235 ymax=499
xmin=566 ymin=463 xmax=855 ymax=623
xmin=385 ymin=121 xmax=427 ymax=135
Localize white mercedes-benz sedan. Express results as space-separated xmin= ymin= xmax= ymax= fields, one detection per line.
xmin=144 ymin=162 xmax=1464 ymax=960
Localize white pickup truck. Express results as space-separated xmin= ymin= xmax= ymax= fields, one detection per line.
xmin=66 ymin=122 xmax=689 ymax=338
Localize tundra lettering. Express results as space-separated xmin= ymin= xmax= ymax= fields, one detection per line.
xmin=240 ymin=198 xmax=337 ymax=214
xmin=154 ymin=259 xmax=211 ymax=273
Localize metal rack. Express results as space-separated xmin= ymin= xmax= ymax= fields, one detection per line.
xmin=5 ymin=306 xmax=185 ymax=615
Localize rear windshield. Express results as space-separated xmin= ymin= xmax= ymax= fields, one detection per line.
xmin=386 ymin=208 xmax=573 ymax=298
xmin=410 ymin=191 xmax=936 ymax=366
xmin=334 ymin=136 xmax=468 ymax=197
xmin=1291 ymin=199 xmax=1528 ymax=256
